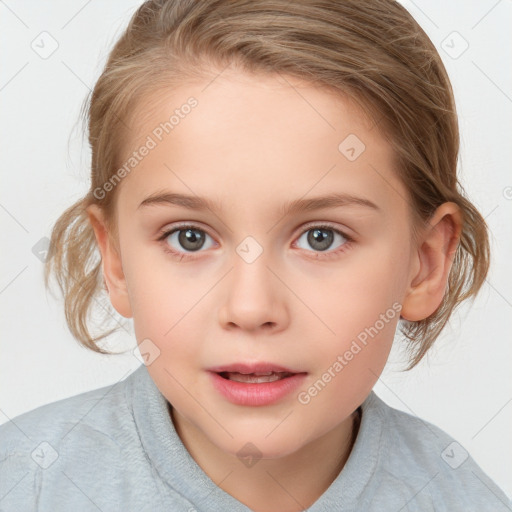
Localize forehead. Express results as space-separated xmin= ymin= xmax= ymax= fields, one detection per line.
xmin=117 ymin=68 xmax=408 ymax=220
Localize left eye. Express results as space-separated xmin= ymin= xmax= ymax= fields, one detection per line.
xmin=295 ymin=226 xmax=349 ymax=252
xmin=162 ymin=227 xmax=215 ymax=253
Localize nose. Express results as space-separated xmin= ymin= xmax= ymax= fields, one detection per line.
xmin=218 ymin=251 xmax=289 ymax=333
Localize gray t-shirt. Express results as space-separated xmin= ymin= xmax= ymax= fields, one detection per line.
xmin=1 ymin=364 xmax=510 ymax=511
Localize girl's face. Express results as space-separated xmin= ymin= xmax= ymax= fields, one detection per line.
xmin=101 ymin=69 xmax=420 ymax=460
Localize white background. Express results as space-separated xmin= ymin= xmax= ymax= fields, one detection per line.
xmin=1 ymin=0 xmax=511 ymax=500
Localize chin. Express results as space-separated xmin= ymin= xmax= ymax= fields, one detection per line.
xmin=214 ymin=427 xmax=307 ymax=462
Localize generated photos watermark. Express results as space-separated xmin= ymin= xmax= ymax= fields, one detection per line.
xmin=297 ymin=301 xmax=402 ymax=405
xmin=93 ymin=97 xmax=198 ymax=200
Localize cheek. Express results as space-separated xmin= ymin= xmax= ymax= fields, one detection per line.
xmin=303 ymin=244 xmax=405 ymax=401
xmin=314 ymin=243 xmax=407 ymax=338
xmin=299 ymin=301 xmax=398 ymax=424
xmin=122 ymin=244 xmax=200 ymax=333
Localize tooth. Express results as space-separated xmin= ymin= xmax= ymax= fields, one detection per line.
xmin=235 ymin=371 xmax=274 ymax=376
xmin=224 ymin=371 xmax=290 ymax=383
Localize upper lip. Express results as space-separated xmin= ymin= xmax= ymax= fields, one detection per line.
xmin=207 ymin=362 xmax=305 ymax=374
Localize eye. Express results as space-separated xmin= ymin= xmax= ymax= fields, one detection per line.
xmin=294 ymin=224 xmax=352 ymax=256
xmin=157 ymin=225 xmax=215 ymax=257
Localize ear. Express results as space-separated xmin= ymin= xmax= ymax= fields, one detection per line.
xmin=86 ymin=204 xmax=133 ymax=318
xmin=401 ymin=202 xmax=462 ymax=322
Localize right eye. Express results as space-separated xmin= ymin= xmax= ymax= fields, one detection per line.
xmin=157 ymin=224 xmax=216 ymax=258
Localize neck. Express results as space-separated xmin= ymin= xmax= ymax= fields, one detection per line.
xmin=170 ymin=404 xmax=362 ymax=512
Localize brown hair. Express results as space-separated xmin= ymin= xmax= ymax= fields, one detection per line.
xmin=44 ymin=0 xmax=490 ymax=369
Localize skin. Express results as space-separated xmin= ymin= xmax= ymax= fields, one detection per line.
xmin=87 ymin=66 xmax=462 ymax=512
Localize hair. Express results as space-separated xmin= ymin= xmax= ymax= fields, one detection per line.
xmin=44 ymin=0 xmax=490 ymax=369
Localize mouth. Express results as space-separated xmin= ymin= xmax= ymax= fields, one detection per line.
xmin=207 ymin=362 xmax=307 ymax=406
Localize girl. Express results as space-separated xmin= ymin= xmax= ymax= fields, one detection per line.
xmin=1 ymin=1 xmax=510 ymax=510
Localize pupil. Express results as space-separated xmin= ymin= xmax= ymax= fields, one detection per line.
xmin=308 ymin=228 xmax=333 ymax=251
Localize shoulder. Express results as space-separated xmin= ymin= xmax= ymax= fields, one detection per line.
xmin=1 ymin=369 xmax=133 ymax=451
xmin=366 ymin=392 xmax=512 ymax=511
xmin=0 ymin=368 xmax=140 ymax=508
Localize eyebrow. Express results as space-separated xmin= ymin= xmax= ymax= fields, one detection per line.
xmin=137 ymin=191 xmax=381 ymax=215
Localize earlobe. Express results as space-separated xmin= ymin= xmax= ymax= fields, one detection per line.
xmin=86 ymin=204 xmax=133 ymax=319
xmin=401 ymin=202 xmax=462 ymax=322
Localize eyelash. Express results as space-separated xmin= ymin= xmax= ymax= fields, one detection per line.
xmin=156 ymin=222 xmax=354 ymax=262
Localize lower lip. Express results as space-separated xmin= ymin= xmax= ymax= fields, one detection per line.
xmin=209 ymin=372 xmax=307 ymax=406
